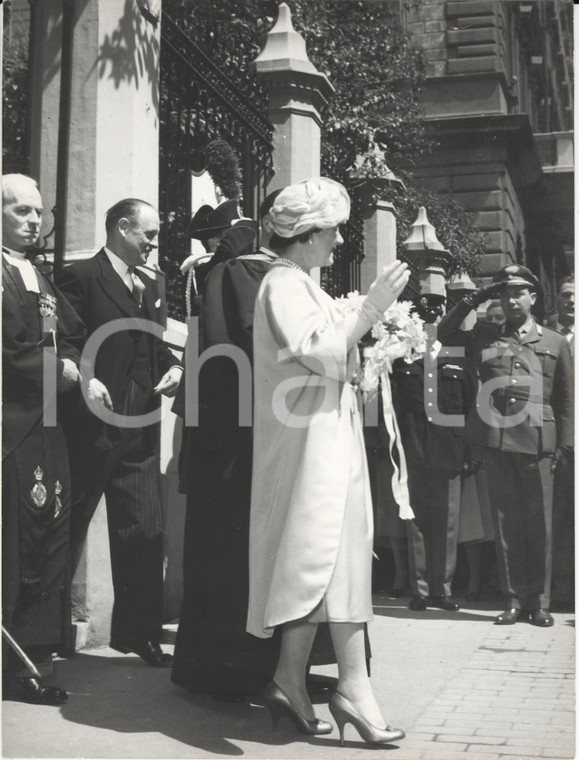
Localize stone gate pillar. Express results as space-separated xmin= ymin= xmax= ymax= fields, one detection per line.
xmin=254 ymin=2 xmax=334 ymax=283
xmin=29 ymin=0 xmax=162 ymax=265
xmin=360 ymin=201 xmax=398 ymax=292
xmin=254 ymin=2 xmax=333 ymax=189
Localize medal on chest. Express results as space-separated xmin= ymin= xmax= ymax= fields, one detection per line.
xmin=38 ymin=291 xmax=57 ymax=319
xmin=54 ymin=480 xmax=63 ymax=519
xmin=31 ymin=466 xmax=47 ymax=508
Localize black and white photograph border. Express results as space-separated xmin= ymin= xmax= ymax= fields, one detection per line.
xmin=1 ymin=0 xmax=575 ymax=759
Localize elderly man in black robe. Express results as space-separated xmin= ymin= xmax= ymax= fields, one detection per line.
xmin=2 ymin=174 xmax=85 ymax=704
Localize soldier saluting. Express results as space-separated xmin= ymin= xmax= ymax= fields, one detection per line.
xmin=438 ymin=265 xmax=573 ymax=627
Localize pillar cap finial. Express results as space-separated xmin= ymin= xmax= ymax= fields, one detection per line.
xmin=403 ymin=206 xmax=445 ymax=251
xmin=447 ymin=271 xmax=477 ymax=291
xmin=255 ymin=2 xmax=320 ymax=76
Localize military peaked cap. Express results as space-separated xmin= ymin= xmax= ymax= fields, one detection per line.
xmin=492 ymin=264 xmax=540 ymax=291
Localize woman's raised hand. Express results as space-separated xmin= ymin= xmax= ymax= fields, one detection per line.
xmin=366 ymin=261 xmax=410 ymax=314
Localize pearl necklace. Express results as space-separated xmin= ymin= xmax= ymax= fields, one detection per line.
xmin=273 ymin=258 xmax=308 ymax=274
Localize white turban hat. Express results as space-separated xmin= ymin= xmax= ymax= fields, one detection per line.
xmin=262 ymin=177 xmax=350 ymax=239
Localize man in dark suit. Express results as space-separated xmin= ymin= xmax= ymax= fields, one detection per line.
xmin=438 ymin=265 xmax=574 ymax=627
xmin=547 ymin=276 xmax=575 ymax=353
xmin=3 ymin=174 xmax=85 ymax=704
xmin=56 ymin=199 xmax=182 ymax=666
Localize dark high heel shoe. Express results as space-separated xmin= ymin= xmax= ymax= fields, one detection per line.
xmin=262 ymin=681 xmax=333 ymax=735
xmin=328 ymin=692 xmax=405 ymax=746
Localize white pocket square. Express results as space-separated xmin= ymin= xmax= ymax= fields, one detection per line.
xmin=155 ymin=298 xmax=162 ymax=308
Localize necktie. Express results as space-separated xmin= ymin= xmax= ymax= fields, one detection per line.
xmin=129 ymin=269 xmax=145 ymax=307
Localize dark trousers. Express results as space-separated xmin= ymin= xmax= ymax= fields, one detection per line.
xmin=406 ymin=469 xmax=461 ymax=598
xmin=485 ymin=449 xmax=553 ymax=610
xmin=551 ymin=456 xmax=574 ymax=604
xmin=2 ymin=426 xmax=71 ymax=675
xmin=68 ymin=381 xmax=164 ymax=642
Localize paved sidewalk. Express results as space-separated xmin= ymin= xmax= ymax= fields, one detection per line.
xmin=403 ymin=619 xmax=576 ymax=759
xmin=2 ymin=598 xmax=575 ymax=759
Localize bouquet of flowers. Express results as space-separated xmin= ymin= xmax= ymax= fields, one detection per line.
xmin=336 ymin=292 xmax=427 ymax=392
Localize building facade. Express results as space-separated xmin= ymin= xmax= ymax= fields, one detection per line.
xmin=404 ymin=0 xmax=573 ymax=314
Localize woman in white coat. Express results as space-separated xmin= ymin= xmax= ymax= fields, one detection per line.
xmin=247 ymin=177 xmax=409 ymax=746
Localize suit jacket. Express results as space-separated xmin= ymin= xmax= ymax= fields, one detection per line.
xmin=2 ymin=256 xmax=85 ymax=458
xmin=55 ymin=249 xmax=179 ymax=443
xmin=546 ymin=315 xmax=574 ymax=359
xmin=439 ymin=301 xmax=574 ymax=456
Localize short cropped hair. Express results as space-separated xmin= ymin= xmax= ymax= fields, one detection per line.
xmin=2 ymin=173 xmax=39 ymax=202
xmin=557 ymin=275 xmax=574 ymax=293
xmin=105 ymin=198 xmax=156 ymax=234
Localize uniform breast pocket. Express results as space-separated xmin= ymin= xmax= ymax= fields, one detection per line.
xmin=439 ymin=365 xmax=464 ymax=413
xmin=535 ymin=348 xmax=557 ymax=379
xmin=392 ymin=362 xmax=422 ymax=405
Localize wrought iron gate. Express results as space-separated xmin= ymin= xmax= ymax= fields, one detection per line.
xmin=159 ymin=6 xmax=365 ymax=315
xmin=159 ymin=7 xmax=273 ymax=321
xmin=320 ymin=155 xmax=365 ymax=298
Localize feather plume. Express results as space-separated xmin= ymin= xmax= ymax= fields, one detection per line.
xmin=205 ymin=140 xmax=243 ymax=200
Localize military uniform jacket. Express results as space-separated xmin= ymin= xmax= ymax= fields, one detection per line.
xmin=391 ymin=339 xmax=476 ymax=473
xmin=438 ymin=302 xmax=573 ymax=456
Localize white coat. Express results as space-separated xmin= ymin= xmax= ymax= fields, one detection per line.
xmin=247 ymin=266 xmax=372 ymax=638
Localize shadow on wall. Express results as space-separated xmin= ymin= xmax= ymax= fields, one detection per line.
xmin=96 ymin=0 xmax=160 ymax=114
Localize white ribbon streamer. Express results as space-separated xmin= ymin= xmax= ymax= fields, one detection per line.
xmin=379 ymin=371 xmax=414 ymax=520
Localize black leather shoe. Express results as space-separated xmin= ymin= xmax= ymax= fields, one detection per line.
xmin=5 ymin=676 xmax=68 ymax=705
xmin=430 ymin=596 xmax=460 ymax=612
xmin=530 ymin=609 xmax=554 ymax=627
xmin=110 ymin=638 xmax=173 ymax=667
xmin=408 ymin=595 xmax=429 ymax=611
xmin=495 ymin=608 xmax=524 ymax=625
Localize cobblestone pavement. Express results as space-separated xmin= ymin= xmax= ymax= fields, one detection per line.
xmin=2 ymin=599 xmax=575 ymax=759
xmin=402 ymin=618 xmax=576 ymax=760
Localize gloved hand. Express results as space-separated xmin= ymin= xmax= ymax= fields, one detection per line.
xmin=463 ymin=282 xmax=505 ymax=309
xmin=364 ymin=261 xmax=410 ymax=319
xmin=463 ymin=444 xmax=483 ymax=475
xmin=463 ymin=458 xmax=482 ymax=475
xmin=551 ymin=445 xmax=573 ymax=473
xmin=58 ymin=357 xmax=81 ymax=392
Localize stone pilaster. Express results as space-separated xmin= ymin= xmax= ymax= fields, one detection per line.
xmin=254 ymin=2 xmax=334 ymax=189
xmin=360 ymin=201 xmax=398 ymax=293
xmin=29 ymin=0 xmax=162 ymax=264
